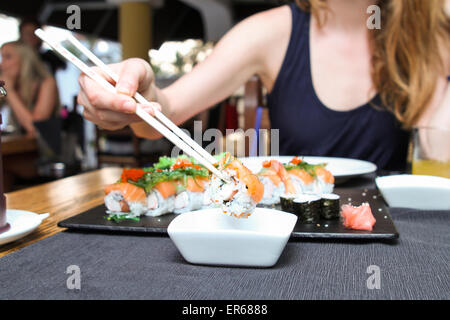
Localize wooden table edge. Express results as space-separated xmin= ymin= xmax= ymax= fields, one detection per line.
xmin=0 ymin=167 xmax=123 ymax=258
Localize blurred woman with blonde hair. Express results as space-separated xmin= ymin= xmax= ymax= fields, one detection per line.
xmin=0 ymin=40 xmax=59 ymax=136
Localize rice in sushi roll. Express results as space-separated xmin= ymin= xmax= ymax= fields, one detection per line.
xmin=173 ymin=176 xmax=209 ymax=214
xmin=146 ymin=181 xmax=177 ymax=217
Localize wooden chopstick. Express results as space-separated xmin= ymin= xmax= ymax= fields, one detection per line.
xmin=35 ymin=29 xmax=228 ymax=182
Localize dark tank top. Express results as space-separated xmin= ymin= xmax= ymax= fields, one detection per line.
xmin=267 ymin=3 xmax=410 ymax=170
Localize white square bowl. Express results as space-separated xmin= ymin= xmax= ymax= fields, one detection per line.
xmin=167 ymin=207 xmax=298 ymax=267
xmin=375 ymin=174 xmax=450 ymax=210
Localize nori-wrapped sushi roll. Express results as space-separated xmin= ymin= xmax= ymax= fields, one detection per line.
xmin=293 ymin=194 xmax=321 ymax=223
xmin=320 ymin=193 xmax=340 ymax=219
xmin=280 ymin=194 xmax=296 ymax=213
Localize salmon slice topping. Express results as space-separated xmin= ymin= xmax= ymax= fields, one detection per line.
xmin=104 ymin=182 xmax=147 ymax=204
xmin=153 ymin=181 xmax=178 ymax=199
xmin=315 ymin=167 xmax=335 ymax=184
xmin=287 ymin=168 xmax=314 ymax=185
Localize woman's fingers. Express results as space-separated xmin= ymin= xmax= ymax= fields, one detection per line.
xmin=78 ymin=72 xmax=137 ymax=114
xmin=115 ymin=58 xmax=154 ymax=96
xmin=78 ymin=90 xmax=161 ymax=130
xmin=77 ymin=58 xmax=160 ymax=131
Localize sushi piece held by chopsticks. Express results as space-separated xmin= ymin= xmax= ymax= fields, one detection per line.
xmin=208 ymin=153 xmax=264 ymax=219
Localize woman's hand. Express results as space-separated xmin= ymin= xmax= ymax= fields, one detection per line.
xmin=1 ymin=73 xmax=17 ymax=92
xmin=77 ymin=58 xmax=161 ymax=131
xmin=78 ymin=6 xmax=286 ymax=137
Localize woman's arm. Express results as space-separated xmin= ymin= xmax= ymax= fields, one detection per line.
xmin=415 ymin=47 xmax=450 ymax=160
xmin=130 ymin=16 xmax=267 ymax=138
xmin=77 ymin=6 xmax=291 ymax=138
xmin=416 ymin=41 xmax=450 ymax=130
xmin=6 ymin=76 xmax=58 ymax=135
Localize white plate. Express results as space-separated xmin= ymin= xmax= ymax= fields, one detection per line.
xmin=376 ymin=174 xmax=450 ymax=210
xmin=0 ymin=210 xmax=49 ymax=246
xmin=241 ymin=156 xmax=377 ymax=181
xmin=168 ymin=207 xmax=297 ymax=267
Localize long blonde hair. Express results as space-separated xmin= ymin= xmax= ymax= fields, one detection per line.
xmin=2 ymin=41 xmax=52 ymax=108
xmin=296 ymin=0 xmax=450 ymax=128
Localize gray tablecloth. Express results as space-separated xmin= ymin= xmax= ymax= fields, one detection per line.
xmin=0 ymin=207 xmax=448 ymax=300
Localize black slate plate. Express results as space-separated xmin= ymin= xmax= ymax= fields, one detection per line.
xmin=58 ymin=188 xmax=399 ymax=240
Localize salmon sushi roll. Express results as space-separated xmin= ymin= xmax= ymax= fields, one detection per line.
xmin=209 ymin=153 xmax=264 ymax=218
xmin=104 ymin=182 xmax=148 ymax=218
xmin=258 ymin=160 xmax=296 ymax=205
xmin=258 ymin=169 xmax=284 ymax=205
xmin=313 ymin=167 xmax=334 ymax=194
xmin=146 ymin=181 xmax=177 ymax=217
xmin=286 ymin=167 xmax=315 ymax=194
xmin=284 ymin=157 xmax=334 ymax=195
xmin=173 ymin=177 xmax=209 ymax=214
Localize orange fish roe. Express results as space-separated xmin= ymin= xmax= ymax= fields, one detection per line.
xmin=121 ymin=168 xmax=146 ymax=183
xmin=170 ymin=158 xmax=201 ymax=170
xmin=262 ymin=160 xmax=271 ymax=168
xmin=290 ymin=156 xmax=302 ymax=165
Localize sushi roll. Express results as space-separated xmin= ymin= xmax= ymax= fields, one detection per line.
xmin=320 ymin=193 xmax=340 ymax=219
xmin=313 ymin=167 xmax=335 ymax=194
xmin=283 ymin=157 xmax=334 ymax=194
xmin=146 ymin=181 xmax=177 ymax=217
xmin=280 ymin=193 xmax=296 ymax=213
xmin=287 ymin=168 xmax=315 ymax=194
xmin=147 ymin=159 xmax=210 ymax=216
xmin=173 ymin=177 xmax=208 ymax=214
xmin=208 ymin=153 xmax=264 ymax=218
xmin=258 ymin=160 xmax=296 ymax=205
xmin=174 ymin=191 xmax=204 ymax=213
xmin=104 ymin=182 xmax=148 ymax=218
xmin=292 ymin=194 xmax=321 ymax=223
xmin=258 ymin=165 xmax=284 ymax=205
xmin=283 ymin=156 xmax=316 ymax=194
xmin=105 ymin=157 xmax=214 ymax=219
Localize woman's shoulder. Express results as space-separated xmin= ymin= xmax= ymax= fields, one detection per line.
xmin=34 ymin=76 xmax=57 ymax=99
xmin=234 ymin=4 xmax=292 ymax=46
xmin=40 ymin=76 xmax=57 ymax=88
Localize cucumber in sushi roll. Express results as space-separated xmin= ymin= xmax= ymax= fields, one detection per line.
xmin=293 ymin=194 xmax=321 ymax=223
xmin=320 ymin=193 xmax=340 ymax=219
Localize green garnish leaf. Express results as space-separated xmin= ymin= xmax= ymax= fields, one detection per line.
xmin=106 ymin=214 xmax=140 ymax=223
xmin=283 ymin=159 xmax=327 ymax=177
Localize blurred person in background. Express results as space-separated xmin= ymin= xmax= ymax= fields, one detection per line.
xmin=19 ymin=16 xmax=66 ymax=75
xmin=0 ymin=41 xmax=60 ymax=137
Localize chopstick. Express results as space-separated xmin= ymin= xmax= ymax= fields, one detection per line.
xmin=35 ymin=29 xmax=228 ymax=182
xmin=65 ymin=34 xmax=218 ymax=165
